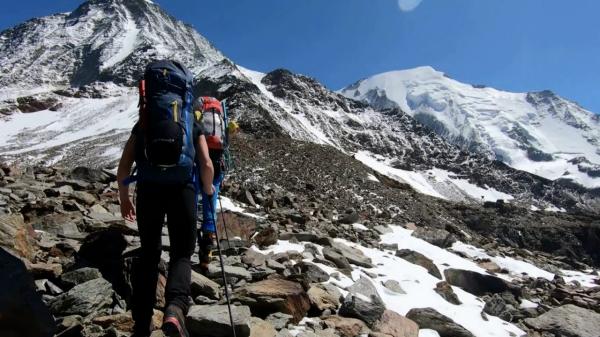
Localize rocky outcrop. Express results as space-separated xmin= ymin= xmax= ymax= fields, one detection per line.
xmin=187 ymin=305 xmax=252 ymax=337
xmin=406 ymin=308 xmax=474 ymax=337
xmin=235 ymin=279 xmax=311 ymax=323
xmin=0 ymin=248 xmax=56 ymax=337
xmin=524 ymin=304 xmax=600 ymax=337
xmin=396 ymin=249 xmax=442 ymax=279
xmin=444 ymin=269 xmax=518 ymax=297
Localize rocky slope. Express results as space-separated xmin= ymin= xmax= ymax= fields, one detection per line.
xmin=1 ymin=0 xmax=599 ymax=214
xmin=1 ymin=140 xmax=599 ymax=337
xmin=340 ymin=67 xmax=600 ymax=189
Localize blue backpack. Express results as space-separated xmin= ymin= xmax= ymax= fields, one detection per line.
xmin=135 ymin=60 xmax=195 ymax=184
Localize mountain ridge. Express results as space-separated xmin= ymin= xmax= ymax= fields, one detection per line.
xmin=340 ymin=66 xmax=600 ymax=188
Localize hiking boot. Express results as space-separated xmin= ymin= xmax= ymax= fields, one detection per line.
xmin=162 ymin=304 xmax=189 ymax=337
xmin=198 ymin=230 xmax=218 ymax=274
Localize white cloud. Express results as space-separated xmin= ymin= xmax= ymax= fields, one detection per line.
xmin=397 ymin=0 xmax=423 ymax=12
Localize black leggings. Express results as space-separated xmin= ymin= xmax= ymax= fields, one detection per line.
xmin=131 ymin=182 xmax=197 ymax=333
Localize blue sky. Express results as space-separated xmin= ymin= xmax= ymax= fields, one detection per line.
xmin=1 ymin=0 xmax=600 ymax=112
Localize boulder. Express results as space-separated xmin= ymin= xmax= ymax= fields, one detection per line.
xmin=92 ymin=312 xmax=135 ymax=332
xmin=249 ymin=317 xmax=277 ymax=337
xmin=433 ymin=281 xmax=461 ymax=305
xmin=294 ymin=261 xmax=330 ymax=283
xmin=382 ymin=280 xmax=406 ymax=294
xmin=443 ymin=269 xmax=518 ymax=297
xmin=412 ymin=228 xmax=456 ymax=248
xmin=524 ymin=304 xmax=600 ymax=337
xmin=70 ymin=167 xmax=113 ymax=184
xmin=373 ymin=310 xmax=419 ymax=337
xmin=207 ymin=263 xmax=252 ymax=283
xmin=254 ymin=227 xmax=278 ymax=248
xmin=27 ymin=262 xmax=63 ymax=279
xmin=339 ymin=277 xmax=386 ymax=328
xmin=483 ymin=294 xmax=516 ymax=321
xmin=186 ymin=305 xmax=252 ymax=337
xmin=59 ymin=267 xmax=103 ymax=290
xmin=0 ymin=214 xmax=37 ymax=260
xmin=78 ymin=229 xmax=129 ymax=297
xmin=323 ymin=315 xmax=369 ymax=337
xmin=338 ymin=208 xmax=359 ymax=224
xmin=405 ymin=308 xmax=474 ymax=337
xmin=332 ymin=241 xmax=373 ymax=268
xmin=242 ymin=249 xmax=267 ymax=267
xmin=0 ymin=248 xmax=56 ymax=337
xmin=265 ymin=312 xmax=293 ymax=330
xmin=323 ymin=246 xmax=352 ymax=274
xmin=191 ymin=270 xmax=221 ymax=300
xmin=71 ymin=191 xmax=97 ymax=205
xmin=395 ymin=249 xmax=441 ymax=279
xmin=235 ymin=279 xmax=310 ymax=323
xmin=49 ymin=278 xmax=115 ymax=317
xmin=307 ymin=284 xmax=342 ymax=312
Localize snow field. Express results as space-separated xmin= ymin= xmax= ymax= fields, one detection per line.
xmin=355 ymin=151 xmax=514 ymax=202
xmin=251 ymin=222 xmax=599 ymax=337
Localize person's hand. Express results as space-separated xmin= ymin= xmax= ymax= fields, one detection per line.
xmin=203 ymin=185 xmax=216 ymax=196
xmin=120 ymin=197 xmax=136 ymax=222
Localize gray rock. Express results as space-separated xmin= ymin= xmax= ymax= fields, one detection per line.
xmin=194 ymin=295 xmax=219 ymax=305
xmin=207 ymin=263 xmax=252 ymax=283
xmin=338 ymin=208 xmax=359 ymax=224
xmin=396 ymin=249 xmax=442 ymax=279
xmin=235 ymin=279 xmax=311 ymax=324
xmin=186 ymin=305 xmax=252 ymax=337
xmin=71 ymin=191 xmax=97 ymax=205
xmin=374 ymin=225 xmax=393 ymax=235
xmin=382 ymin=280 xmax=406 ymax=294
xmin=279 ymin=232 xmax=321 ymax=243
xmin=307 ymin=284 xmax=342 ymax=312
xmin=249 ymin=317 xmax=277 ymax=337
xmin=444 ymin=269 xmax=518 ymax=297
xmin=406 ymin=307 xmax=474 ymax=337
xmin=434 ymin=281 xmax=461 ymax=305
xmin=483 ymin=294 xmax=515 ymax=321
xmin=266 ymin=312 xmax=294 ymax=330
xmin=49 ymin=278 xmax=114 ymax=317
xmin=254 ymin=227 xmax=278 ymax=248
xmin=59 ymin=267 xmax=102 ymax=289
xmin=242 ymin=249 xmax=268 ymax=267
xmin=0 ymin=247 xmax=56 ymax=337
xmin=294 ymin=261 xmax=330 ymax=283
xmin=524 ymin=304 xmax=600 ymax=337
xmin=266 ymin=259 xmax=286 ymax=272
xmin=322 ymin=246 xmax=352 ymax=274
xmin=332 ymin=241 xmax=373 ymax=268
xmin=191 ymin=270 xmax=221 ymax=300
xmin=412 ymin=227 xmax=456 ymax=248
xmin=339 ymin=277 xmax=386 ymax=328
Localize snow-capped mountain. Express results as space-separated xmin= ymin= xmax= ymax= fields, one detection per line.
xmin=0 ymin=0 xmax=224 ymax=91
xmin=0 ymin=0 xmax=598 ymax=213
xmin=340 ymin=67 xmax=600 ymax=188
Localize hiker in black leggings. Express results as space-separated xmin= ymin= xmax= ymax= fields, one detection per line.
xmin=117 ymin=123 xmax=214 ymax=337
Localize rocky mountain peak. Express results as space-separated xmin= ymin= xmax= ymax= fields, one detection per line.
xmin=0 ymin=0 xmax=224 ymax=89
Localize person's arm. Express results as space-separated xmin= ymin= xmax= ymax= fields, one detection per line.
xmin=117 ymin=135 xmax=136 ymax=221
xmin=197 ymin=135 xmax=215 ymax=195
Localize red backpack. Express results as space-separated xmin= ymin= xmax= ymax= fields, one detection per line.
xmin=194 ymin=96 xmax=225 ymax=150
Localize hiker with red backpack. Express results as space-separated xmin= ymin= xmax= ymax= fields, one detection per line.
xmin=192 ymin=96 xmax=230 ymax=272
xmin=117 ymin=60 xmax=214 ymax=337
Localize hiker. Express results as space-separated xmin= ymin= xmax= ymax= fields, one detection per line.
xmin=192 ymin=96 xmax=231 ymax=272
xmin=117 ymin=60 xmax=214 ymax=337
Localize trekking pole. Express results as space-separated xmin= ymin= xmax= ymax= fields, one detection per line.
xmin=208 ymin=197 xmax=237 ymax=337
